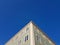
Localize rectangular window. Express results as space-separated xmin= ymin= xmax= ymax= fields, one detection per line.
xmin=27 ymin=35 xmax=28 ymax=40
xmin=25 ymin=36 xmax=26 ymax=42
xmin=37 ymin=35 xmax=38 ymax=40
xmin=25 ymin=35 xmax=28 ymax=42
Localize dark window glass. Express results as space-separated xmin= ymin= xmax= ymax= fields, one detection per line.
xmin=25 ymin=35 xmax=28 ymax=42
xmin=37 ymin=35 xmax=38 ymax=40
xmin=27 ymin=35 xmax=28 ymax=40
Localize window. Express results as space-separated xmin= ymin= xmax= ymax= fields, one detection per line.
xmin=36 ymin=35 xmax=41 ymax=41
xmin=26 ymin=35 xmax=28 ymax=40
xmin=25 ymin=35 xmax=28 ymax=42
xmin=26 ymin=27 xmax=29 ymax=32
xmin=25 ymin=36 xmax=26 ymax=42
xmin=36 ymin=35 xmax=38 ymax=40
xmin=18 ymin=40 xmax=21 ymax=45
xmin=39 ymin=37 xmax=42 ymax=43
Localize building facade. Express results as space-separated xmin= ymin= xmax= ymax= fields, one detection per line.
xmin=5 ymin=21 xmax=55 ymax=45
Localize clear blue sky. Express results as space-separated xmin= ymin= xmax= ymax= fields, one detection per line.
xmin=0 ymin=0 xmax=60 ymax=45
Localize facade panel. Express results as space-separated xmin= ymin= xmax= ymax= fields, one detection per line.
xmin=5 ymin=21 xmax=55 ymax=45
xmin=33 ymin=23 xmax=55 ymax=45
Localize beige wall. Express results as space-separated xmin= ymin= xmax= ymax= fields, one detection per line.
xmin=33 ymin=23 xmax=55 ymax=45
xmin=5 ymin=22 xmax=32 ymax=45
xmin=5 ymin=21 xmax=55 ymax=45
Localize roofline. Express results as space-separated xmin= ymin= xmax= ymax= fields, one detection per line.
xmin=5 ymin=20 xmax=32 ymax=45
xmin=31 ymin=21 xmax=56 ymax=45
xmin=5 ymin=21 xmax=56 ymax=45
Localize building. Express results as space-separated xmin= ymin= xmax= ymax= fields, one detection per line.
xmin=5 ymin=21 xmax=55 ymax=45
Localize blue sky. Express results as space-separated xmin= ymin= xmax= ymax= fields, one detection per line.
xmin=0 ymin=0 xmax=60 ymax=45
